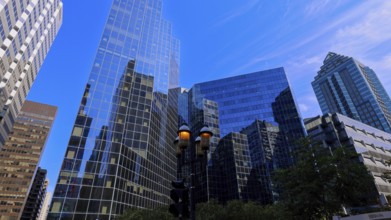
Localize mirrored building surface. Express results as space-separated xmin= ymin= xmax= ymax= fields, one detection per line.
xmin=312 ymin=52 xmax=391 ymax=133
xmin=189 ymin=67 xmax=306 ymax=204
xmin=49 ymin=0 xmax=179 ymax=219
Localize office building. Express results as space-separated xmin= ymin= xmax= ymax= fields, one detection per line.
xmin=49 ymin=0 xmax=179 ymax=219
xmin=192 ymin=68 xmax=305 ymax=166
xmin=305 ymin=113 xmax=391 ymax=196
xmin=0 ymin=100 xmax=57 ymax=220
xmin=188 ymin=91 xmax=220 ymax=203
xmin=312 ymin=52 xmax=391 ymax=133
xmin=21 ymin=168 xmax=48 ymax=220
xmin=170 ymin=87 xmax=189 ymax=126
xmin=240 ymin=120 xmax=287 ymax=204
xmin=186 ymin=68 xmax=305 ymax=204
xmin=37 ymin=187 xmax=51 ymax=220
xmin=213 ymin=132 xmax=253 ymax=202
xmin=0 ymin=0 xmax=63 ymax=148
xmin=192 ymin=67 xmax=305 ymax=141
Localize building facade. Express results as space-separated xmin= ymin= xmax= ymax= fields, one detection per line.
xmin=192 ymin=67 xmax=305 ymax=142
xmin=213 ymin=132 xmax=253 ymax=202
xmin=0 ymin=100 xmax=57 ymax=220
xmin=185 ymin=68 xmax=305 ymax=204
xmin=191 ymin=68 xmax=305 ymax=166
xmin=240 ymin=120 xmax=286 ymax=204
xmin=305 ymin=113 xmax=391 ymax=196
xmin=312 ymin=52 xmax=391 ymax=133
xmin=37 ymin=186 xmax=51 ymax=220
xmin=21 ymin=168 xmax=48 ymax=220
xmin=0 ymin=0 xmax=63 ymax=148
xmin=49 ymin=0 xmax=179 ymax=219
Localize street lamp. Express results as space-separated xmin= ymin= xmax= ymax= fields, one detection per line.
xmin=170 ymin=123 xmax=213 ymax=220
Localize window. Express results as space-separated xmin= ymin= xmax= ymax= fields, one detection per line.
xmin=72 ymin=127 xmax=83 ymax=136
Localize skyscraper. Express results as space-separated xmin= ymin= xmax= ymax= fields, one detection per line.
xmin=192 ymin=67 xmax=305 ymax=154
xmin=21 ymin=168 xmax=48 ymax=220
xmin=0 ymin=0 xmax=63 ymax=148
xmin=305 ymin=113 xmax=388 ymax=198
xmin=312 ymin=52 xmax=391 ymax=133
xmin=38 ymin=184 xmax=52 ymax=220
xmin=214 ymin=132 xmax=253 ymax=202
xmin=0 ymin=100 xmax=57 ymax=220
xmin=192 ymin=67 xmax=305 ymax=140
xmin=187 ymin=68 xmax=306 ymax=204
xmin=49 ymin=0 xmax=179 ymax=219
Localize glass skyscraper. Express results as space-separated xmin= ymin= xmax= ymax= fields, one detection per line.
xmin=48 ymin=0 xmax=179 ymax=219
xmin=192 ymin=67 xmax=305 ymax=144
xmin=312 ymin=52 xmax=391 ymax=133
xmin=189 ymin=67 xmax=306 ymax=204
xmin=0 ymin=0 xmax=63 ymax=148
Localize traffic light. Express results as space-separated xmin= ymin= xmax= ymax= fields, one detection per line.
xmin=169 ymin=180 xmax=189 ymax=218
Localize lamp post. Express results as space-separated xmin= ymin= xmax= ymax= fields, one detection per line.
xmin=173 ymin=123 xmax=213 ymax=220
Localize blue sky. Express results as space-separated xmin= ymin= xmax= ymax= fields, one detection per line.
xmin=28 ymin=0 xmax=391 ymax=192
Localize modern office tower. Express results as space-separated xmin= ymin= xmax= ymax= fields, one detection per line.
xmin=0 ymin=100 xmax=57 ymax=220
xmin=171 ymin=87 xmax=189 ymax=126
xmin=305 ymin=113 xmax=391 ymax=197
xmin=37 ymin=187 xmax=52 ymax=220
xmin=184 ymin=68 xmax=305 ymax=205
xmin=240 ymin=120 xmax=286 ymax=204
xmin=49 ymin=0 xmax=180 ymax=218
xmin=312 ymin=52 xmax=391 ymax=133
xmin=21 ymin=168 xmax=48 ymax=220
xmin=213 ymin=132 xmax=253 ymax=202
xmin=192 ymin=67 xmax=306 ymax=160
xmin=187 ymin=91 xmax=220 ymax=203
xmin=0 ymin=0 xmax=63 ymax=148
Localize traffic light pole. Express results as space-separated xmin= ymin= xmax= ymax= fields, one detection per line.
xmin=190 ymin=143 xmax=196 ymax=220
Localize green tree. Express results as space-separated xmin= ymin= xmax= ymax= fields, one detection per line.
xmin=274 ymin=138 xmax=377 ymax=220
xmin=119 ymin=206 xmax=174 ymax=220
xmin=195 ymin=199 xmax=287 ymax=220
xmin=196 ymin=199 xmax=226 ymax=220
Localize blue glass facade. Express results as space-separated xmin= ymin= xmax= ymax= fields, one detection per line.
xmin=48 ymin=0 xmax=179 ymax=219
xmin=189 ymin=67 xmax=306 ymax=204
xmin=312 ymin=52 xmax=391 ymax=133
xmin=192 ymin=67 xmax=305 ymax=146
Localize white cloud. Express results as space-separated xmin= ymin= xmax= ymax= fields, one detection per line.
xmin=296 ymin=94 xmax=322 ymax=118
xmin=212 ymin=0 xmax=260 ymax=27
xmin=305 ymin=0 xmax=332 ymax=16
xmin=299 ymin=103 xmax=309 ymax=112
xmin=331 ymin=1 xmax=391 ymax=55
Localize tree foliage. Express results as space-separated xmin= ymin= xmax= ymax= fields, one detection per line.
xmin=120 ymin=138 xmax=378 ymax=220
xmin=119 ymin=206 xmax=174 ymax=220
xmin=120 ymin=200 xmax=285 ymax=220
xmin=196 ymin=199 xmax=286 ymax=220
xmin=274 ymin=138 xmax=377 ymax=220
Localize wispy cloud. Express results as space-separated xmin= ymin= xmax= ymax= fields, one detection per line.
xmin=305 ymin=0 xmax=332 ymax=16
xmin=331 ymin=1 xmax=391 ymax=54
xmin=212 ymin=0 xmax=261 ymax=27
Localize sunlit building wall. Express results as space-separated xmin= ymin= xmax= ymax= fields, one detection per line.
xmin=0 ymin=0 xmax=63 ymax=148
xmin=0 ymin=100 xmax=56 ymax=220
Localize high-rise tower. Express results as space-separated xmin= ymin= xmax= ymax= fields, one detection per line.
xmin=312 ymin=52 xmax=391 ymax=133
xmin=0 ymin=100 xmax=57 ymax=220
xmin=49 ymin=0 xmax=179 ymax=219
xmin=188 ymin=67 xmax=306 ymax=204
xmin=0 ymin=0 xmax=63 ymax=148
